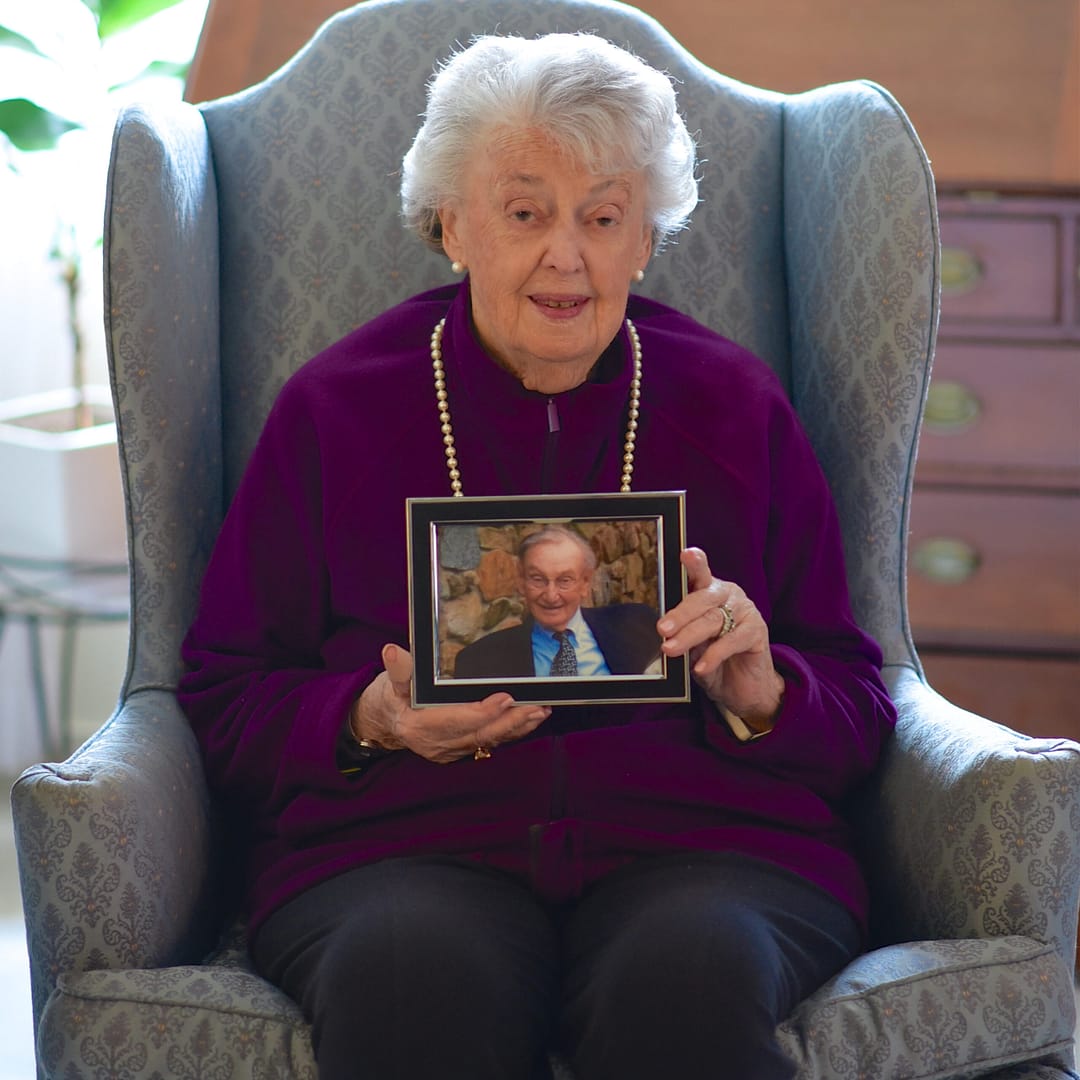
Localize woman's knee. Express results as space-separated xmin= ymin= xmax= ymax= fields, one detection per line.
xmin=256 ymin=859 xmax=560 ymax=1079
xmin=561 ymin=858 xmax=855 ymax=1080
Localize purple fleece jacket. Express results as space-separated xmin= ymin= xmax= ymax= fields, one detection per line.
xmin=178 ymin=281 xmax=896 ymax=937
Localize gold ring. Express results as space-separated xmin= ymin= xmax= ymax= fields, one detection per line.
xmin=473 ymin=746 xmax=492 ymax=761
xmin=719 ymin=602 xmax=736 ymax=637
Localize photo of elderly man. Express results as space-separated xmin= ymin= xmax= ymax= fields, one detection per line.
xmin=453 ymin=525 xmax=661 ymax=679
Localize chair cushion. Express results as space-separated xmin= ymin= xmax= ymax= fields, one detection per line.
xmin=39 ymin=964 xmax=316 ymax=1079
xmin=37 ymin=934 xmax=1074 ymax=1079
xmin=777 ymin=936 xmax=1077 ymax=1079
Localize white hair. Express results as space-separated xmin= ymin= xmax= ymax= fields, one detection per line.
xmin=401 ymin=32 xmax=699 ymax=252
xmin=519 ymin=525 xmax=597 ymax=573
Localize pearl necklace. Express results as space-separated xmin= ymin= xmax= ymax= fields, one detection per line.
xmin=431 ymin=317 xmax=643 ymax=496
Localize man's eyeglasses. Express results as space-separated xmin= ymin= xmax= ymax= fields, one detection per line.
xmin=523 ymin=573 xmax=581 ymax=592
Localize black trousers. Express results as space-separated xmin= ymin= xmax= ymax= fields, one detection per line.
xmin=252 ymin=852 xmax=860 ymax=1080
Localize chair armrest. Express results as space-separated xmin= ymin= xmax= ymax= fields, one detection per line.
xmin=866 ymin=666 xmax=1080 ymax=971
xmin=11 ymin=689 xmax=220 ymax=1036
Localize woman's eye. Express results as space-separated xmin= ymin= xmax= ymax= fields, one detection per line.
xmin=511 ymin=209 xmax=534 ymax=222
xmin=594 ymin=214 xmax=619 ymax=228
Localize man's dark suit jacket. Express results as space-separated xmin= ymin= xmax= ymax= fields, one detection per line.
xmin=453 ymin=603 xmax=660 ymax=679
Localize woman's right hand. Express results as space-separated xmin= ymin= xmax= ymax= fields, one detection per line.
xmin=351 ymin=643 xmax=552 ymax=764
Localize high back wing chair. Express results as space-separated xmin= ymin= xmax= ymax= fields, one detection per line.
xmin=13 ymin=1 xmax=1080 ymax=1077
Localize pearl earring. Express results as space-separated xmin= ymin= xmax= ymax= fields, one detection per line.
xmin=451 ymin=260 xmax=465 ymax=274
xmin=633 ymin=269 xmax=645 ymax=283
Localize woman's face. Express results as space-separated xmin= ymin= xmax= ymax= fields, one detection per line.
xmin=438 ymin=127 xmax=652 ymax=394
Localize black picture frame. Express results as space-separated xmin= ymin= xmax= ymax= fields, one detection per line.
xmin=406 ymin=491 xmax=688 ymax=706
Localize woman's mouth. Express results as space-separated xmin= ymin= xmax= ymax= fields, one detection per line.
xmin=531 ymin=295 xmax=589 ymax=315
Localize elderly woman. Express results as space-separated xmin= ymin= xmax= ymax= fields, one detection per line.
xmin=179 ymin=31 xmax=895 ymax=1080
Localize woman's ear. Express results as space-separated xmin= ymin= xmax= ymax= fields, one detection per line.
xmin=636 ymin=226 xmax=653 ymax=271
xmin=438 ymin=204 xmax=463 ymax=263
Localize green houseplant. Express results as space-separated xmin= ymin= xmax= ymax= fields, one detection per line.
xmin=0 ymin=0 xmax=194 ymax=560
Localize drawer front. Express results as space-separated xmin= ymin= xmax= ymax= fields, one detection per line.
xmin=939 ymin=212 xmax=1061 ymax=326
xmin=919 ymin=342 xmax=1080 ymax=474
xmin=909 ymin=489 xmax=1080 ymax=648
xmin=920 ymin=650 xmax=1080 ymax=741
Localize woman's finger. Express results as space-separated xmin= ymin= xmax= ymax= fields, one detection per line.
xmin=382 ymin=643 xmax=414 ymax=698
xmin=664 ymin=606 xmax=732 ymax=658
xmin=681 ymin=547 xmax=714 ymax=591
xmin=659 ymin=550 xmax=730 ymax=636
xmin=661 ymin=590 xmax=742 ymax=655
xmin=476 ymin=703 xmax=551 ymax=749
xmin=689 ymin=617 xmax=747 ymax=676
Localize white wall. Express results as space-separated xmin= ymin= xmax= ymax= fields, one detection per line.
xmin=0 ymin=156 xmax=108 ymax=401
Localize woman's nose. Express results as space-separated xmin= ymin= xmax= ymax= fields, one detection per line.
xmin=543 ymin=220 xmax=586 ymax=274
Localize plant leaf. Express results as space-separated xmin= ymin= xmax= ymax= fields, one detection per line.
xmin=95 ymin=0 xmax=186 ymax=40
xmin=0 ymin=98 xmax=82 ymax=151
xmin=0 ymin=0 xmax=101 ymax=59
xmin=108 ymin=56 xmax=190 ymax=91
xmin=0 ymin=26 xmax=47 ymax=56
xmin=0 ymin=44 xmax=91 ymax=129
xmin=145 ymin=58 xmax=190 ymax=79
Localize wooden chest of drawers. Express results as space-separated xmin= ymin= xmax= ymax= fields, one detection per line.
xmin=909 ymin=191 xmax=1080 ymax=741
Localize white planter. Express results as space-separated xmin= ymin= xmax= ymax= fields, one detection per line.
xmin=0 ymin=385 xmax=126 ymax=563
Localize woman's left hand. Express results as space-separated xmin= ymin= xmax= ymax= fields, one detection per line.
xmin=658 ymin=548 xmax=784 ymax=732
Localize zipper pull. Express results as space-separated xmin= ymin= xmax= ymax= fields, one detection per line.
xmin=546 ymin=398 xmax=560 ymax=433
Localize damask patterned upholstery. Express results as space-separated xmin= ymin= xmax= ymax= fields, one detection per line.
xmin=12 ymin=0 xmax=1080 ymax=1077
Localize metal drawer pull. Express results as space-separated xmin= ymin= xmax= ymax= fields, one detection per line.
xmin=924 ymin=380 xmax=982 ymax=433
xmin=913 ymin=537 xmax=981 ymax=585
xmin=940 ymin=246 xmax=984 ymax=293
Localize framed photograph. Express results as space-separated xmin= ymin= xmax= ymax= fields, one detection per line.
xmin=406 ymin=490 xmax=688 ymax=706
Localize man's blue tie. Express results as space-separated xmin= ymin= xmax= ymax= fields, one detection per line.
xmin=550 ymin=630 xmax=578 ymax=676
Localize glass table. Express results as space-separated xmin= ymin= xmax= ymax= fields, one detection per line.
xmin=0 ymin=553 xmax=129 ymax=760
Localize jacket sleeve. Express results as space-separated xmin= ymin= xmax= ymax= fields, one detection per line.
xmin=704 ymin=396 xmax=897 ymax=803
xmin=177 ymin=374 xmax=380 ymax=815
